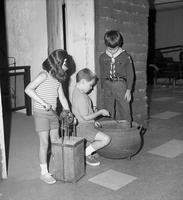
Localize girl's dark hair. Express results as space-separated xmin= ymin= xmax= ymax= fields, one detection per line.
xmin=104 ymin=30 xmax=123 ymax=48
xmin=42 ymin=49 xmax=71 ymax=82
xmin=76 ymin=68 xmax=97 ymax=83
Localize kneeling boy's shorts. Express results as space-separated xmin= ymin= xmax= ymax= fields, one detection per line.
xmin=34 ymin=109 xmax=59 ymax=132
xmin=76 ymin=122 xmax=99 ymax=142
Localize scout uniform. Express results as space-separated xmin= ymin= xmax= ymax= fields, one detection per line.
xmin=99 ymin=48 xmax=134 ymax=121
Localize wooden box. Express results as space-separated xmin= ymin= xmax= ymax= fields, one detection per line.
xmin=52 ymin=136 xmax=85 ymax=182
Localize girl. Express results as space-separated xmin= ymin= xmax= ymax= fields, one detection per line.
xmin=25 ymin=49 xmax=71 ymax=184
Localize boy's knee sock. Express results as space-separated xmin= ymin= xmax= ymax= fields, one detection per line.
xmin=40 ymin=163 xmax=48 ymax=175
xmin=85 ymin=145 xmax=96 ymax=156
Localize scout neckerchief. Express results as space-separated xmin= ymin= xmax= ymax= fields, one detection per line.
xmin=106 ymin=47 xmax=125 ymax=79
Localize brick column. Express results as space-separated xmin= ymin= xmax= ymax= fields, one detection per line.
xmin=95 ymin=0 xmax=149 ymax=126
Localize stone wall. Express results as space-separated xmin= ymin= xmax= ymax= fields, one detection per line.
xmin=0 ymin=86 xmax=7 ymax=179
xmin=95 ymin=0 xmax=149 ymax=125
xmin=0 ymin=149 xmax=2 ymax=179
xmin=66 ymin=0 xmax=96 ymax=104
xmin=5 ymin=0 xmax=48 ymax=91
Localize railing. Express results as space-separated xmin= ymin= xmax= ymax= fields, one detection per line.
xmin=156 ymin=45 xmax=183 ymax=54
xmin=0 ymin=66 xmax=32 ymax=115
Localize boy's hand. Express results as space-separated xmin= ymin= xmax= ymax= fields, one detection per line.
xmin=124 ymin=89 xmax=131 ymax=102
xmin=100 ymin=109 xmax=110 ymax=117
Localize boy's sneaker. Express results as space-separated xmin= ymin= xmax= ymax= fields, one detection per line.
xmin=86 ymin=155 xmax=100 ymax=166
xmin=40 ymin=173 xmax=56 ymax=184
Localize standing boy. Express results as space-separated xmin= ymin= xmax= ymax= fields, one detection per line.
xmin=99 ymin=30 xmax=134 ymax=126
xmin=72 ymin=68 xmax=111 ymax=166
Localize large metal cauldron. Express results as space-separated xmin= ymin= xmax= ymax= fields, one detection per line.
xmin=97 ymin=120 xmax=143 ymax=159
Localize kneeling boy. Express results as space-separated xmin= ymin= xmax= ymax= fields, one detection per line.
xmin=72 ymin=68 xmax=111 ymax=166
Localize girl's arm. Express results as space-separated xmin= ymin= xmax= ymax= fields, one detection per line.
xmin=25 ymin=72 xmax=50 ymax=109
xmin=58 ymin=84 xmax=70 ymax=110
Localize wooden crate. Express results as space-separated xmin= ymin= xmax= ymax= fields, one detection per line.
xmin=52 ymin=136 xmax=85 ymax=182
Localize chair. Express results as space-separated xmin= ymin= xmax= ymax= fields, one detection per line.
xmin=148 ymin=49 xmax=182 ymax=87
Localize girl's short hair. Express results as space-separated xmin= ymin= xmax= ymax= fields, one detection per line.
xmin=42 ymin=49 xmax=71 ymax=82
xmin=104 ymin=30 xmax=123 ymax=48
xmin=76 ymin=68 xmax=97 ymax=83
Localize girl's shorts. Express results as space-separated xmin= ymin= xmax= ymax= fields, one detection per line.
xmin=76 ymin=122 xmax=99 ymax=142
xmin=33 ymin=109 xmax=59 ymax=132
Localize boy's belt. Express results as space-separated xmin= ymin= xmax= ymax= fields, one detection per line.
xmin=105 ymin=77 xmax=126 ymax=82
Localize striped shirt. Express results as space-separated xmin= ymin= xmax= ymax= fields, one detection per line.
xmin=34 ymin=72 xmax=60 ymax=111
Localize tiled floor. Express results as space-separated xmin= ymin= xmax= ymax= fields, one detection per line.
xmin=0 ymin=86 xmax=183 ymax=200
